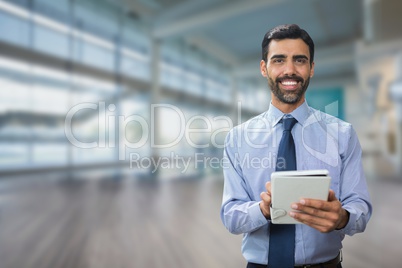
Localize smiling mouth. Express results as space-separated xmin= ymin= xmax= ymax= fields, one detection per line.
xmin=281 ymin=80 xmax=299 ymax=86
xmin=279 ymin=79 xmax=301 ymax=90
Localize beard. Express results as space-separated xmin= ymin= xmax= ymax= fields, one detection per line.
xmin=268 ymin=75 xmax=310 ymax=104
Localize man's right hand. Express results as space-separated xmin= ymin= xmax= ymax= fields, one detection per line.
xmin=259 ymin=181 xmax=272 ymax=219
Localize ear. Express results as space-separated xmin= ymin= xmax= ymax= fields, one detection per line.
xmin=310 ymin=61 xmax=315 ymax=78
xmin=260 ymin=60 xmax=267 ymax=77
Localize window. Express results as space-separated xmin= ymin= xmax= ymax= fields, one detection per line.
xmin=74 ymin=39 xmax=115 ymax=71
xmin=0 ymin=11 xmax=30 ymax=48
xmin=120 ymin=49 xmax=150 ymax=80
xmin=33 ymin=24 xmax=70 ymax=58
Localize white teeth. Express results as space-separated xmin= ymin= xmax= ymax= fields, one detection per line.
xmin=282 ymin=81 xmax=297 ymax=86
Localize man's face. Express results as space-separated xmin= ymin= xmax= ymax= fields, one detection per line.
xmin=260 ymin=38 xmax=314 ymax=106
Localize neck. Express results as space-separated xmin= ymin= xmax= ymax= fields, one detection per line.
xmin=271 ymin=95 xmax=305 ymax=114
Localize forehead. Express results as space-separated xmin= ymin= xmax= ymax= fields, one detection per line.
xmin=267 ymin=38 xmax=310 ymax=59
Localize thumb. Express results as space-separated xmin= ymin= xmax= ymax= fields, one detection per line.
xmin=328 ymin=190 xmax=337 ymax=201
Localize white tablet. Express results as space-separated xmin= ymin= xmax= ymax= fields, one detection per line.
xmin=270 ymin=169 xmax=331 ymax=224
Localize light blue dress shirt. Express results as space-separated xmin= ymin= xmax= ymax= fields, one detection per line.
xmin=220 ymin=101 xmax=372 ymax=266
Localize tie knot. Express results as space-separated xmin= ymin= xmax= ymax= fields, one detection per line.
xmin=282 ymin=116 xmax=297 ymax=131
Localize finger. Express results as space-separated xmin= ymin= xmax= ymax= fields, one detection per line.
xmin=297 ymin=198 xmax=333 ymax=212
xmin=291 ymin=203 xmax=330 ymax=219
xmin=290 ymin=211 xmax=334 ymax=231
xmin=291 ymin=201 xmax=341 ymax=224
xmin=260 ymin=191 xmax=271 ymax=205
xmin=300 ymin=219 xmax=334 ymax=233
xmin=290 ymin=210 xmax=326 ymax=223
xmin=328 ymin=190 xmax=337 ymax=201
xmin=260 ymin=192 xmax=272 ymax=218
xmin=265 ymin=182 xmax=271 ymax=195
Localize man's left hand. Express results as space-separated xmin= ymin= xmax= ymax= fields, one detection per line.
xmin=289 ymin=190 xmax=349 ymax=233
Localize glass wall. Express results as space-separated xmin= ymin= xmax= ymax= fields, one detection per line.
xmin=0 ymin=0 xmax=238 ymax=178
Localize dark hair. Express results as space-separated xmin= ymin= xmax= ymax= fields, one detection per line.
xmin=261 ymin=24 xmax=314 ymax=65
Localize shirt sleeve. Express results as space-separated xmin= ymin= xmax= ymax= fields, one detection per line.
xmin=338 ymin=126 xmax=373 ymax=235
xmin=220 ymin=129 xmax=268 ymax=235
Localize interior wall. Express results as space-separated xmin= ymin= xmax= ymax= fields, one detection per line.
xmin=355 ymin=40 xmax=400 ymax=178
xmin=369 ymin=0 xmax=402 ymax=43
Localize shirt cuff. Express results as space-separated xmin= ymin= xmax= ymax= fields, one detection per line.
xmin=249 ymin=201 xmax=269 ymax=227
xmin=338 ymin=207 xmax=357 ymax=235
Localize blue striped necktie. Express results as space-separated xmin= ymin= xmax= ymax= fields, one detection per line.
xmin=268 ymin=116 xmax=297 ymax=268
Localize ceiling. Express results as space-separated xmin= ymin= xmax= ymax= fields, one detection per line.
xmin=107 ymin=0 xmax=365 ymax=81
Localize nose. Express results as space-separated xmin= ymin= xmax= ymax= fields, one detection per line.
xmin=283 ymin=61 xmax=296 ymax=76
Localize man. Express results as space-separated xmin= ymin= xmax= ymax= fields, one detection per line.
xmin=220 ymin=24 xmax=372 ymax=268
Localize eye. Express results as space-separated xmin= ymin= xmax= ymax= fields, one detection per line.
xmin=273 ymin=59 xmax=284 ymax=63
xmin=295 ymin=58 xmax=307 ymax=64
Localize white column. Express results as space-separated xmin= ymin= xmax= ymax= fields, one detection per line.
xmin=150 ymin=39 xmax=161 ymax=178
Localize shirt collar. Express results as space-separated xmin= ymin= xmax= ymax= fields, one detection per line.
xmin=266 ymin=100 xmax=311 ymax=127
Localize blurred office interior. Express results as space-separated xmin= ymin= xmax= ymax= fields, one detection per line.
xmin=0 ymin=0 xmax=401 ymax=267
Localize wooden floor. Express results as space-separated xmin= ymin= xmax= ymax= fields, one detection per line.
xmin=0 ymin=171 xmax=400 ymax=268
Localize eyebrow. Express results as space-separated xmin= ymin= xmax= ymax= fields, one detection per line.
xmin=270 ymin=54 xmax=309 ymax=60
xmin=270 ymin=54 xmax=286 ymax=60
xmin=293 ymin=55 xmax=309 ymax=60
